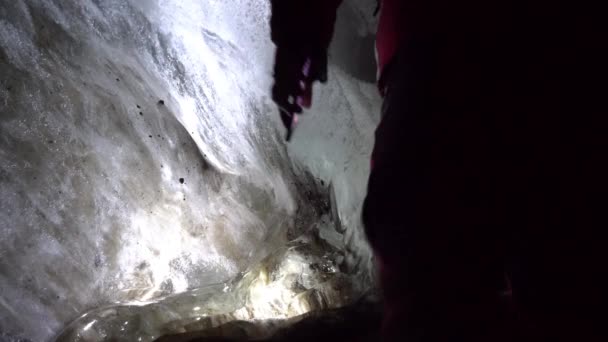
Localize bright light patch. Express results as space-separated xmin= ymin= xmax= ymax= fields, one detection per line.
xmin=82 ymin=320 xmax=96 ymax=331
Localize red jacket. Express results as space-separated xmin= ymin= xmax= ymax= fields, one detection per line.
xmin=375 ymin=0 xmax=402 ymax=89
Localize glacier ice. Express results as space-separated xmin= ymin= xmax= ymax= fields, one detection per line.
xmin=0 ymin=0 xmax=381 ymax=340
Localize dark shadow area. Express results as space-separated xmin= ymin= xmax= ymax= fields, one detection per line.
xmin=155 ymin=298 xmax=382 ymax=342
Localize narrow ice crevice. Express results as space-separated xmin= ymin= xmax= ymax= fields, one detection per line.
xmin=0 ymin=0 xmax=381 ymax=341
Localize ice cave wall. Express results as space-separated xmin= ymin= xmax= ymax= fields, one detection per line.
xmin=0 ymin=0 xmax=381 ymax=340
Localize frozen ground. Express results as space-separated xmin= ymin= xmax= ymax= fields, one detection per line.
xmin=0 ymin=1 xmax=381 ymax=340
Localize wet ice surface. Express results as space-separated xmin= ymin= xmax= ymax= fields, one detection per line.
xmin=0 ymin=0 xmax=380 ymax=341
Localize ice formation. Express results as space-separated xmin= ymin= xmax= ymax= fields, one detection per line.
xmin=0 ymin=1 xmax=381 ymax=340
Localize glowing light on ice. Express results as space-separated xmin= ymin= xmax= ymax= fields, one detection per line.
xmin=82 ymin=320 xmax=96 ymax=331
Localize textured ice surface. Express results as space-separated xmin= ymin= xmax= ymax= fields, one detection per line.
xmin=0 ymin=0 xmax=381 ymax=341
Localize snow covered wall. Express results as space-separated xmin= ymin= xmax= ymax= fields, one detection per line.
xmin=0 ymin=0 xmax=381 ymax=340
